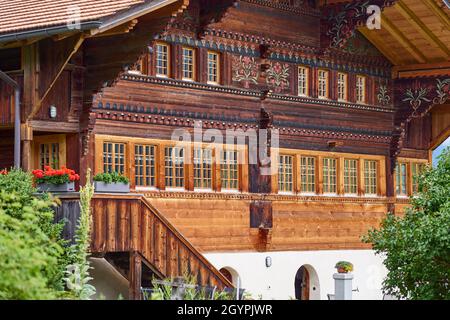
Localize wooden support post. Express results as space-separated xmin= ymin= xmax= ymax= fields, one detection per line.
xmin=129 ymin=251 xmax=142 ymax=300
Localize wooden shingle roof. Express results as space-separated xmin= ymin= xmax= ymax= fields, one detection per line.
xmin=0 ymin=0 xmax=146 ymax=34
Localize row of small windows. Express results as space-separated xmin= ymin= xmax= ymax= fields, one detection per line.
xmin=153 ymin=43 xmax=367 ymax=102
xmin=278 ymin=155 xmax=378 ymax=195
xmin=100 ymin=141 xmax=426 ymax=197
xmin=155 ymin=42 xmax=220 ymax=85
xmin=299 ymin=66 xmax=367 ymax=103
xmin=103 ymin=142 xmax=239 ymax=190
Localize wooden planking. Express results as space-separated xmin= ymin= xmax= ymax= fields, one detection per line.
xmin=149 ymin=196 xmax=393 ymax=252
xmin=90 ymin=194 xmax=232 ymax=289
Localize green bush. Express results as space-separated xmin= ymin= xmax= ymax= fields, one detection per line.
xmin=93 ymin=172 xmax=129 ymax=184
xmin=0 ymin=190 xmax=63 ymax=299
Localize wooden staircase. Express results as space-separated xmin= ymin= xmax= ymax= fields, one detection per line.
xmin=90 ymin=193 xmax=233 ymax=299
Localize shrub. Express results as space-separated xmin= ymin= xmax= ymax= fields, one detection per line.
xmin=93 ymin=172 xmax=129 ymax=184
xmin=363 ymin=147 xmax=450 ymax=300
xmin=0 ymin=190 xmax=63 ymax=299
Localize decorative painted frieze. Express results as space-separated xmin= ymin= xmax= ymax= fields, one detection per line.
xmin=265 ymin=61 xmax=290 ymax=93
xmin=232 ymin=55 xmax=260 ymax=88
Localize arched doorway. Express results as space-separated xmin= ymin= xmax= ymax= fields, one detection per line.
xmin=219 ymin=266 xmax=241 ymax=287
xmin=294 ymin=265 xmax=320 ymax=300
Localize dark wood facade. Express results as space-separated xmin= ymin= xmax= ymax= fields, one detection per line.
xmin=0 ymin=0 xmax=449 ymax=298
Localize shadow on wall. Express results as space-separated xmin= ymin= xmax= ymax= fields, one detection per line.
xmin=294 ymin=264 xmax=320 ymax=300
xmin=89 ymin=257 xmax=129 ymax=300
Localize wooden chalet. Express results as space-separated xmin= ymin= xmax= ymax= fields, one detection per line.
xmin=0 ymin=0 xmax=449 ymax=299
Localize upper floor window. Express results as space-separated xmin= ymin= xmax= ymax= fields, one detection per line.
xmin=356 ymin=75 xmax=366 ymax=104
xmin=395 ymin=162 xmax=407 ymax=196
xmin=412 ymin=162 xmax=425 ymax=194
xmin=182 ymin=47 xmax=195 ymax=81
xmin=318 ymin=69 xmax=329 ymax=99
xmin=323 ymin=157 xmax=337 ymax=193
xmin=298 ymin=66 xmax=309 ymax=96
xmin=300 ymin=156 xmax=315 ymax=193
xmin=337 ymin=72 xmax=347 ymax=101
xmin=364 ymin=160 xmax=377 ymax=195
xmin=135 ymin=144 xmax=156 ymax=187
xmin=221 ymin=150 xmax=239 ymax=190
xmin=278 ymin=155 xmax=294 ymax=193
xmin=344 ymin=158 xmax=358 ymax=194
xmin=103 ymin=142 xmax=125 ymax=174
xmin=156 ymin=42 xmax=170 ymax=77
xmin=207 ymin=51 xmax=220 ymax=85
xmin=194 ymin=147 xmax=212 ymax=189
xmin=165 ymin=146 xmax=184 ymax=188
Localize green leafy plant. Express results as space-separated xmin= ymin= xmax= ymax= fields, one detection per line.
xmin=145 ymin=273 xmax=235 ymax=300
xmin=0 ymin=169 xmax=66 ymax=299
xmin=363 ymin=147 xmax=450 ymax=300
xmin=93 ymin=172 xmax=129 ymax=184
xmin=64 ymin=169 xmax=96 ymax=300
xmin=335 ymin=261 xmax=354 ymax=273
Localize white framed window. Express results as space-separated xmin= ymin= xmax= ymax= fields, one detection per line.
xmin=155 ymin=42 xmax=170 ymax=77
xmin=298 ymin=66 xmax=309 ymax=96
xmin=364 ymin=160 xmax=377 ymax=195
xmin=182 ymin=47 xmax=195 ymax=81
xmin=194 ymin=147 xmax=212 ymax=189
xmin=344 ymin=158 xmax=358 ymax=194
xmin=356 ymin=75 xmax=366 ymax=103
xmin=337 ymin=72 xmax=347 ymax=101
xmin=207 ymin=51 xmax=220 ymax=84
xmin=323 ymin=157 xmax=337 ymax=193
xmin=318 ymin=69 xmax=329 ymax=99
xmin=278 ymin=155 xmax=294 ymax=193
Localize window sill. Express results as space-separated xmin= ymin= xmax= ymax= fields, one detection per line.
xmin=165 ymin=187 xmax=186 ymax=192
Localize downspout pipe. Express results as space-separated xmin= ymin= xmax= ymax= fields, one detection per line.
xmin=0 ymin=70 xmax=20 ymax=168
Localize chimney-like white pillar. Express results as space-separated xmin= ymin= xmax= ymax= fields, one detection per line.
xmin=333 ymin=273 xmax=354 ymax=300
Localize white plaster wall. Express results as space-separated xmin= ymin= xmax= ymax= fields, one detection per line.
xmin=205 ymin=250 xmax=387 ymax=300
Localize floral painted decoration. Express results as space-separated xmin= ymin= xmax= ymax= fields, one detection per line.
xmin=232 ymin=55 xmax=259 ymax=89
xmin=266 ymin=62 xmax=290 ymax=93
xmin=32 ymin=166 xmax=80 ymax=185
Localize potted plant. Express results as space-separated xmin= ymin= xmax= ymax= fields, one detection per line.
xmin=32 ymin=166 xmax=80 ymax=192
xmin=335 ymin=261 xmax=353 ymax=274
xmin=93 ymin=172 xmax=130 ymax=193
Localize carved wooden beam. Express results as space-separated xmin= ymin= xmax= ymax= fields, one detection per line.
xmin=389 ymin=76 xmax=450 ymax=171
xmin=27 ymin=33 xmax=85 ymax=121
xmin=197 ymin=0 xmax=239 ymax=39
xmin=321 ymin=0 xmax=398 ymax=51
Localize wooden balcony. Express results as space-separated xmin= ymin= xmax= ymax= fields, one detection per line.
xmin=86 ymin=193 xmax=233 ymax=298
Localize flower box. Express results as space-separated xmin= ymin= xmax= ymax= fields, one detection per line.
xmin=94 ymin=181 xmax=130 ymax=193
xmin=37 ymin=181 xmax=75 ymax=193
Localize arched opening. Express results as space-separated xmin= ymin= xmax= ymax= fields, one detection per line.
xmin=219 ymin=266 xmax=241 ymax=287
xmin=294 ymin=265 xmax=320 ymax=300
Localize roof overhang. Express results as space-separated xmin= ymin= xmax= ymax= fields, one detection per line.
xmin=0 ymin=0 xmax=182 ymax=46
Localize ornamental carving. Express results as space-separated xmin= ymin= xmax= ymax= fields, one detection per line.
xmin=377 ymin=83 xmax=391 ymax=106
xmin=321 ymin=0 xmax=397 ymax=49
xmin=265 ymin=62 xmax=290 ymax=93
xmin=232 ymin=55 xmax=259 ymax=88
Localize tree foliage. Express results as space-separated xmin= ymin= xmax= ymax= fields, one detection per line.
xmin=364 ymin=148 xmax=450 ymax=300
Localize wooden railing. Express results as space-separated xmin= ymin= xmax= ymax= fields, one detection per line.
xmin=91 ymin=193 xmax=233 ymax=289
